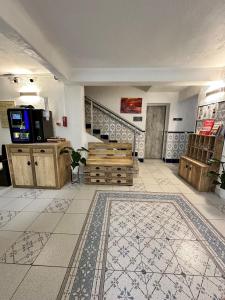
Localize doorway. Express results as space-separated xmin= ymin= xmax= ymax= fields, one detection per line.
xmin=145 ymin=105 xmax=166 ymax=159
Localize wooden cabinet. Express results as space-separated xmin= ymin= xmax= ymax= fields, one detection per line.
xmin=179 ymin=156 xmax=211 ymax=191
xmin=179 ymin=134 xmax=224 ymax=192
xmin=11 ymin=152 xmax=34 ymax=187
xmin=6 ymin=142 xmax=71 ymax=189
xmin=33 ymin=153 xmax=56 ymax=187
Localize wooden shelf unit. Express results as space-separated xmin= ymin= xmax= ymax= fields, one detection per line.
xmin=179 ymin=134 xmax=224 ymax=192
xmin=6 ymin=141 xmax=71 ymax=189
xmin=84 ymin=142 xmax=134 ymax=185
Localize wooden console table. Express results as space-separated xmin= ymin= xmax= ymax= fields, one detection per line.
xmin=6 ymin=141 xmax=71 ymax=189
xmin=84 ymin=142 xmax=134 ymax=185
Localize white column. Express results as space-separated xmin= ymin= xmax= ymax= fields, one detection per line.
xmin=63 ymin=84 xmax=86 ymax=149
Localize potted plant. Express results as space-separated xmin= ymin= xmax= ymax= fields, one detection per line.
xmin=60 ymin=146 xmax=89 ymax=183
xmin=208 ymin=159 xmax=225 ymax=197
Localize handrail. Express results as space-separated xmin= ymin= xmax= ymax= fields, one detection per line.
xmin=85 ymin=96 xmax=145 ymax=133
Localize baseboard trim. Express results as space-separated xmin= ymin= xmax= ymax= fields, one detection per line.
xmin=138 ymin=158 xmax=144 ymax=163
xmin=163 ymin=158 xmax=179 ymax=163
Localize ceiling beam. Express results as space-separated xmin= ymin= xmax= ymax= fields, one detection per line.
xmin=0 ymin=0 xmax=69 ymax=80
xmin=70 ymin=67 xmax=225 ymax=85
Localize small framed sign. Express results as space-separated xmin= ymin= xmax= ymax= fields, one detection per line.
xmin=133 ymin=116 xmax=142 ymax=122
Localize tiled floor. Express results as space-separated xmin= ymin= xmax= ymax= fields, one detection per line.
xmin=0 ymin=159 xmax=225 ymax=299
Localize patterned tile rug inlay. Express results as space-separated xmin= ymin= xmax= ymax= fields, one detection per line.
xmin=0 ymin=211 xmax=19 ymax=228
xmin=58 ymin=192 xmax=225 ymax=300
xmin=0 ymin=231 xmax=50 ymax=264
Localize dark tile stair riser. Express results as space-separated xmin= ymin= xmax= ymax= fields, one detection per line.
xmin=163 ymin=158 xmax=180 ymax=163
xmin=86 ymin=123 xmax=91 ymax=129
xmin=93 ymin=129 xmax=101 ymax=135
xmin=100 ymin=135 xmax=109 ymax=140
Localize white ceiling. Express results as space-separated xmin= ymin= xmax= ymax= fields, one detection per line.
xmin=17 ymin=0 xmax=225 ymax=68
xmin=0 ymin=33 xmax=49 ymax=75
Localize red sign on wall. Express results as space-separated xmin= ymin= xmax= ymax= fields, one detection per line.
xmin=120 ymin=98 xmax=142 ymax=114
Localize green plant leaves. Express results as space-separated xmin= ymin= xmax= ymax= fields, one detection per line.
xmin=60 ymin=146 xmax=87 ymax=170
xmin=207 ymin=171 xmax=220 ymax=177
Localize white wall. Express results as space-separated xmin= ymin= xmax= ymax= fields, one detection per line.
xmin=85 ymin=86 xmax=197 ymax=132
xmin=0 ymin=76 xmax=87 ymax=151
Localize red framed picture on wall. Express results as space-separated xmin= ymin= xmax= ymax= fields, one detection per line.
xmin=120 ymin=98 xmax=142 ymax=114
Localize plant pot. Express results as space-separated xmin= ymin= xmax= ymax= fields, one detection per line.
xmin=71 ymin=166 xmax=80 ymax=183
xmin=215 ymin=186 xmax=225 ymax=200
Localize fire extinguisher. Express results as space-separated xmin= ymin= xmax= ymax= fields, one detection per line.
xmin=62 ymin=116 xmax=67 ymax=127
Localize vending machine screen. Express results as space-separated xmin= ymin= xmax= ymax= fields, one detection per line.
xmin=8 ymin=109 xmax=32 ymax=142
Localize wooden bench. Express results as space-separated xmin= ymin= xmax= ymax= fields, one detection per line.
xmin=84 ymin=142 xmax=134 ymax=185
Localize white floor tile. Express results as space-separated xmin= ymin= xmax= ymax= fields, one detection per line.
xmin=22 ymin=198 xmax=53 ymax=212
xmin=210 ymin=219 xmax=225 ymax=237
xmin=0 ymin=264 xmax=30 ymax=300
xmin=145 ymin=185 xmax=163 ymax=192
xmin=27 ymin=213 xmax=63 ymax=233
xmin=0 ymin=197 xmax=17 ymax=210
xmin=12 ymin=266 xmax=66 ymax=300
xmin=38 ymin=189 xmax=76 ymax=199
xmin=1 ymin=212 xmax=40 ymax=231
xmin=194 ymin=204 xmax=225 ymax=220
xmin=2 ymin=197 xmax=34 ymax=211
xmin=66 ymin=199 xmax=92 ymax=214
xmin=160 ymin=185 xmax=181 ymax=193
xmin=54 ymin=213 xmax=86 ymax=234
xmin=73 ymin=189 xmax=95 ymax=199
xmin=0 ymin=230 xmax=22 ymax=256
xmin=34 ymin=234 xmax=78 ymax=267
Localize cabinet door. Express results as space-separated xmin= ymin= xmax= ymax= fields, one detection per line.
xmin=11 ymin=154 xmax=34 ymax=186
xmin=189 ymin=164 xmax=201 ymax=189
xmin=34 ymin=154 xmax=56 ymax=187
xmin=179 ymin=158 xmax=189 ymax=180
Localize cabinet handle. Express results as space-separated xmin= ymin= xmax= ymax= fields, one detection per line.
xmin=185 ymin=165 xmax=188 ymax=168
xmin=96 ymin=167 xmax=100 ymax=170
xmin=18 ymin=149 xmax=22 ymax=153
xmin=117 ymin=174 xmax=121 ymax=177
xmin=96 ymin=180 xmax=100 ymax=183
xmin=117 ymin=168 xmax=121 ymax=171
xmin=96 ymin=173 xmax=100 ymax=176
xmin=27 ymin=161 xmax=31 ymax=166
xmin=35 ymin=161 xmax=38 ymax=166
xmin=40 ymin=149 xmax=45 ymax=153
xmin=117 ymin=180 xmax=121 ymax=183
xmin=189 ymin=167 xmax=192 ymax=170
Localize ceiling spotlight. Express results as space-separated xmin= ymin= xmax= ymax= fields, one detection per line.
xmin=29 ymin=78 xmax=34 ymax=83
xmin=13 ymin=77 xmax=18 ymax=83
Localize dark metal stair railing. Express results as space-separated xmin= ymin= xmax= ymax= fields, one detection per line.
xmin=85 ymin=96 xmax=145 ymax=158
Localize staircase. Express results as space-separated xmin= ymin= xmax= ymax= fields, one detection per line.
xmin=85 ymin=96 xmax=145 ymax=161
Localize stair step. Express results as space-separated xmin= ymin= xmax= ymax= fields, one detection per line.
xmin=132 ymin=151 xmax=138 ymax=157
xmin=86 ymin=123 xmax=91 ymax=129
xmin=109 ymin=140 xmax=118 ymax=143
xmin=93 ymin=129 xmax=101 ymax=135
xmin=100 ymin=134 xmax=109 ymax=140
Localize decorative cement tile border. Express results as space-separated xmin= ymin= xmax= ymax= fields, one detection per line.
xmin=57 ymin=191 xmax=225 ymax=299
